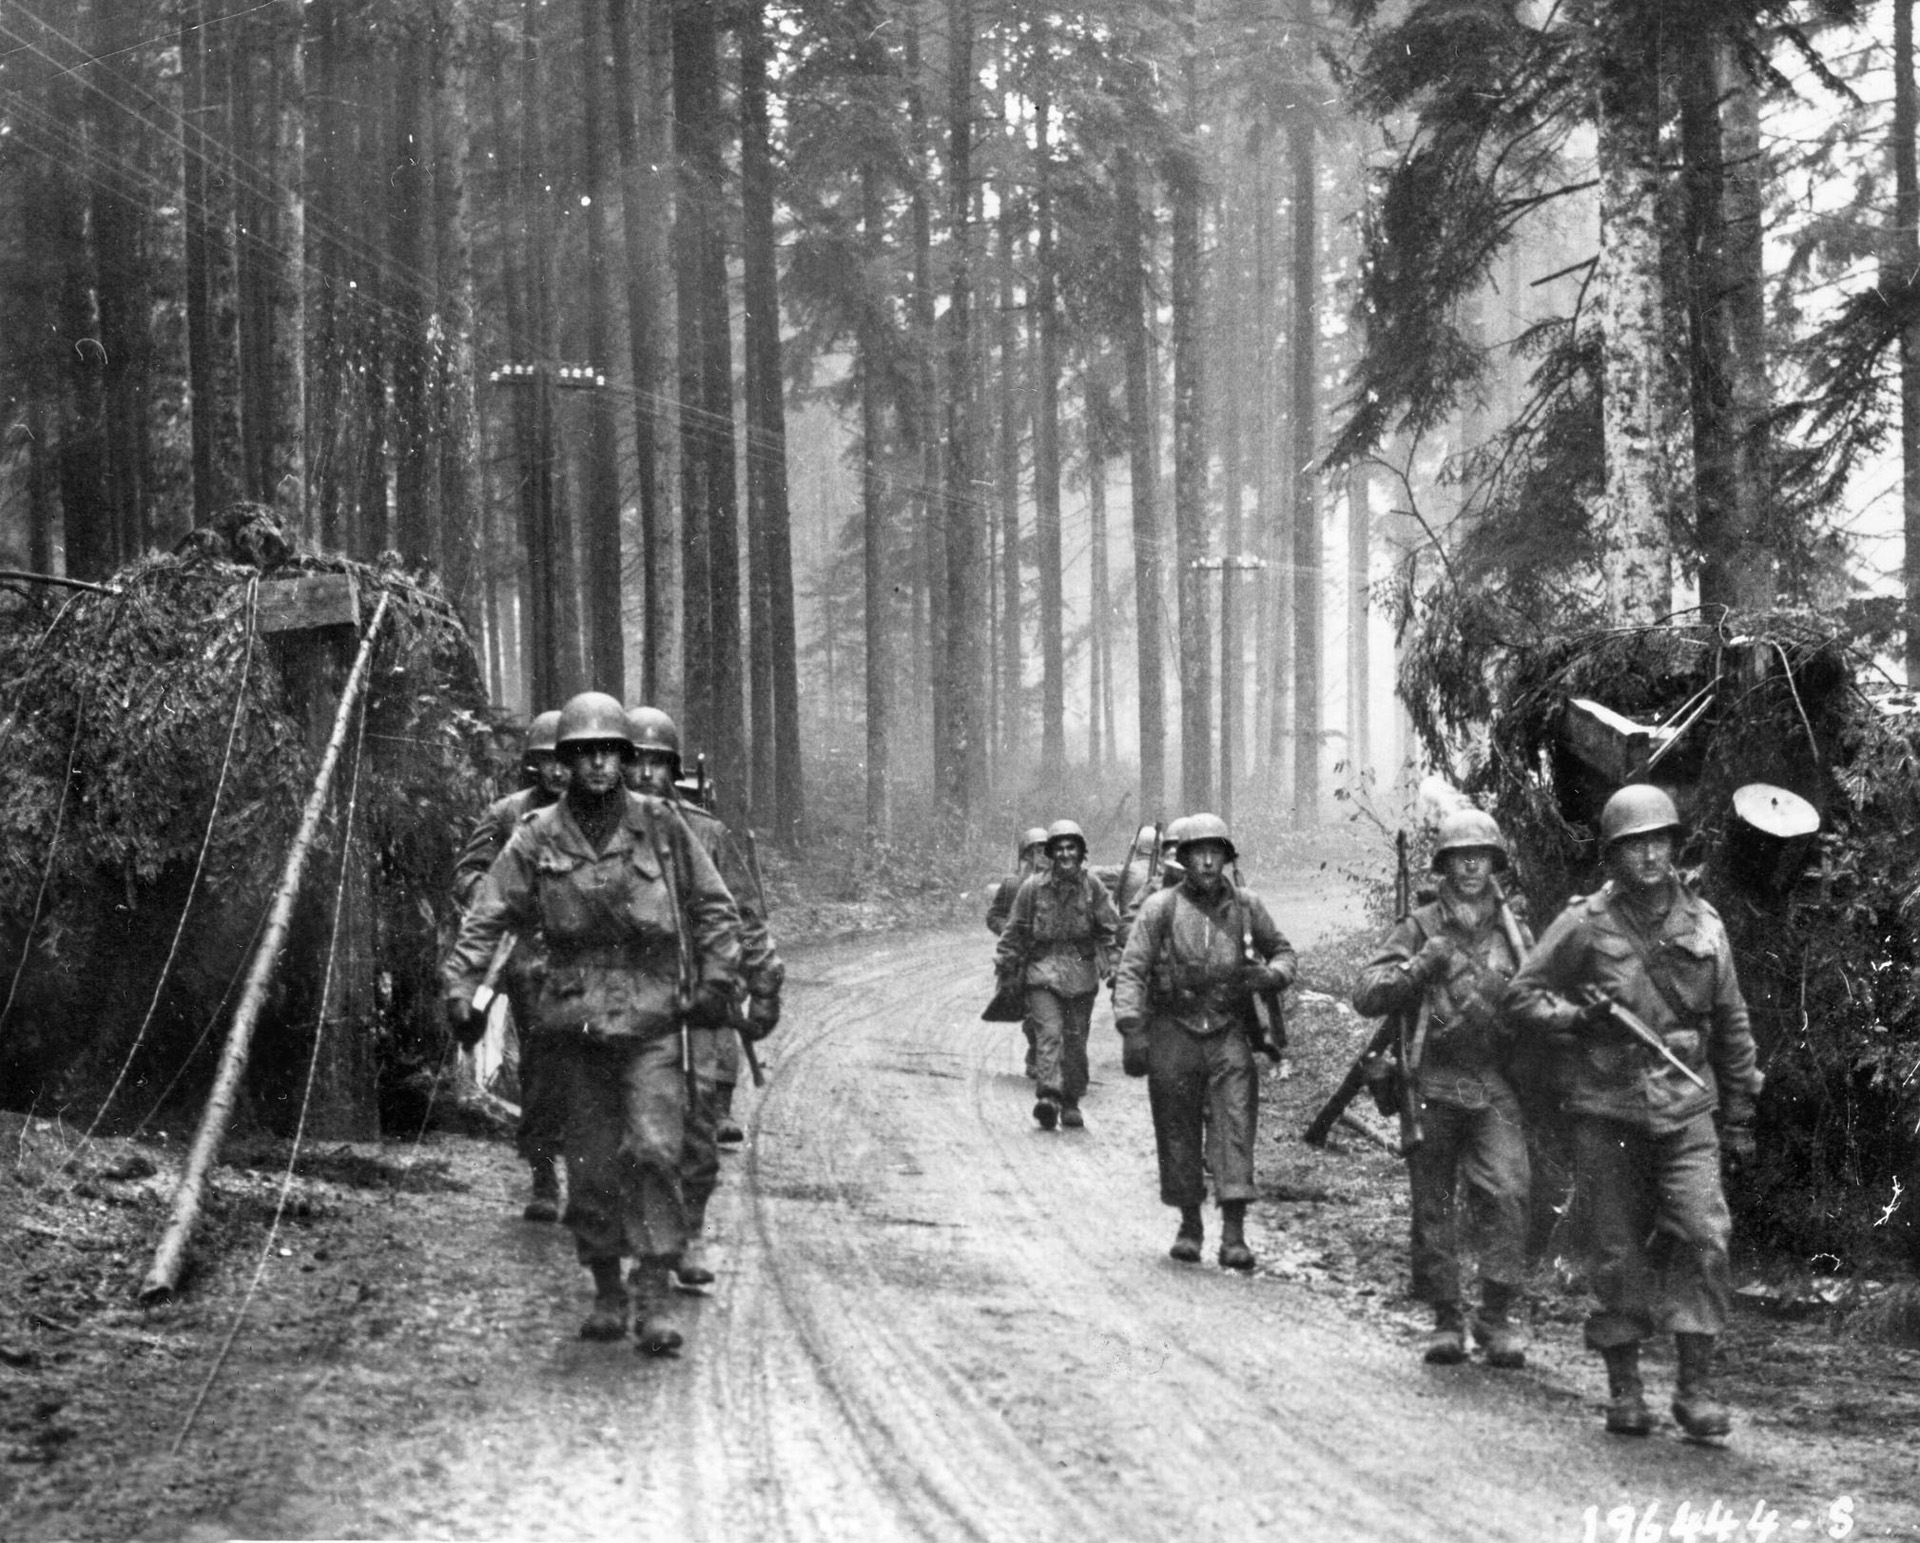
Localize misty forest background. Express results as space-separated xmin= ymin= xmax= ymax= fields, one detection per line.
xmin=3 ymin=0 xmax=1918 ymax=856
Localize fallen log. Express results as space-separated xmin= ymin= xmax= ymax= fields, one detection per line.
xmin=140 ymin=591 xmax=393 ymax=1303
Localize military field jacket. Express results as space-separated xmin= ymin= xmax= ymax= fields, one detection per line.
xmin=678 ymin=800 xmax=783 ymax=1000
xmin=450 ymin=786 xmax=557 ymax=911
xmin=1505 ymin=880 xmax=1761 ymax=1132
xmin=444 ymin=792 xmax=741 ymax=1042
xmin=1352 ymin=894 xmax=1522 ymax=1111
xmin=996 ymin=869 xmax=1120 ymax=999
xmin=1114 ymin=881 xmax=1297 ymax=1038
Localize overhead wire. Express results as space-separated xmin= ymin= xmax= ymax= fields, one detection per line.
xmin=76 ymin=577 xmax=259 ymax=1153
xmin=168 ymin=664 xmax=370 ymax=1455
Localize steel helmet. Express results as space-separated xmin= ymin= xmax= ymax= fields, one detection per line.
xmin=1432 ymin=808 xmax=1508 ymax=871
xmin=1161 ymin=816 xmax=1193 ymax=853
xmin=1598 ymin=784 xmax=1683 ymax=849
xmin=625 ymin=705 xmax=682 ymax=766
xmin=1132 ymin=824 xmax=1159 ymax=857
xmin=1044 ymin=818 xmax=1087 ymax=854
xmin=555 ymin=691 xmax=634 ymax=753
xmin=525 ymin=709 xmax=562 ymax=759
xmin=1174 ymin=812 xmax=1237 ymax=864
xmin=1018 ymin=826 xmax=1051 ymax=859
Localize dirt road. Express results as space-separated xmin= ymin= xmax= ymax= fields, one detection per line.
xmin=7 ymin=876 xmax=1915 ymax=1540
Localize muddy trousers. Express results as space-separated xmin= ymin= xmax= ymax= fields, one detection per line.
xmin=1028 ymin=988 xmax=1095 ymax=1104
xmin=555 ymin=1033 xmax=691 ymax=1265
xmin=680 ymin=1026 xmax=726 ymax=1226
xmin=1574 ymin=1113 xmax=1732 ymax=1348
xmin=1146 ymin=1020 xmax=1257 ymax=1206
xmin=511 ymin=1016 xmax=567 ymax=1172
xmin=1406 ymin=1093 xmax=1530 ymax=1304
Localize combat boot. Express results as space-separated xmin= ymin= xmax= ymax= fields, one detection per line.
xmin=1472 ymin=1281 xmax=1527 ymax=1369
xmin=1424 ymin=1302 xmax=1468 ymax=1364
xmin=715 ymin=1081 xmax=745 ymax=1148
xmin=1059 ymin=1100 xmax=1085 ymax=1130
xmin=1671 ymin=1333 xmax=1731 ymax=1439
xmin=1601 ymin=1343 xmax=1653 ymax=1435
xmin=671 ymin=1229 xmax=716 ymax=1292
xmin=579 ymin=1259 xmax=629 ymax=1342
xmin=630 ymin=1259 xmax=685 ymax=1357
xmin=1169 ymin=1205 xmax=1204 ymax=1264
xmin=1033 ymin=1090 xmax=1060 ymax=1130
xmin=1217 ymin=1200 xmax=1256 ymax=1271
xmin=522 ymin=1158 xmax=560 ymax=1223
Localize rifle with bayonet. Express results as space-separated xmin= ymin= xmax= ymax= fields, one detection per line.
xmin=1303 ymin=829 xmax=1424 ymax=1155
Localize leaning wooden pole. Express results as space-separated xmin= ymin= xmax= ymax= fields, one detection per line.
xmin=142 ymin=591 xmax=393 ymax=1303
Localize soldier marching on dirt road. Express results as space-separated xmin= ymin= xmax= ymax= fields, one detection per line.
xmin=443 ymin=691 xmax=743 ymax=1357
xmin=987 ymin=826 xmax=1052 ymax=1082
xmin=1113 ymin=815 xmax=1296 ymax=1270
xmin=1353 ymin=808 xmax=1531 ymax=1368
xmin=624 ymin=704 xmax=784 ymax=1292
xmin=995 ymin=819 xmax=1121 ymax=1131
xmin=449 ymin=708 xmax=569 ymax=1223
xmin=1506 ymin=784 xmax=1762 ymax=1440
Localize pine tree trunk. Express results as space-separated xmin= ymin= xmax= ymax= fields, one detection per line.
xmin=608 ymin=0 xmax=668 ymax=703
xmin=942 ymin=0 xmax=985 ymax=834
xmin=860 ymin=153 xmax=893 ymax=841
xmin=581 ymin=0 xmax=625 ymax=697
xmin=1895 ymin=0 xmax=1920 ymax=679
xmin=1119 ymin=146 xmax=1165 ymax=815
xmin=1171 ymin=0 xmax=1212 ymax=813
xmin=1680 ymin=21 xmax=1771 ymax=614
xmin=434 ymin=0 xmax=481 ymax=621
xmin=267 ymin=0 xmax=307 ymax=533
xmin=1088 ymin=378 xmax=1112 ymax=774
xmin=996 ymin=164 xmax=1025 ymax=761
xmin=391 ymin=25 xmax=433 ymax=568
xmin=1592 ymin=0 xmax=1679 ymax=624
xmin=516 ymin=0 xmax=561 ymax=708
xmin=742 ymin=3 xmax=778 ymax=818
xmin=183 ymin=0 xmax=217 ymax=530
xmin=1287 ymin=41 xmax=1320 ymax=824
xmin=88 ymin=0 xmax=148 ymax=561
xmin=1034 ymin=67 xmax=1068 ymax=784
xmin=1347 ymin=463 xmax=1372 ymax=783
xmin=905 ymin=0 xmax=943 ymax=785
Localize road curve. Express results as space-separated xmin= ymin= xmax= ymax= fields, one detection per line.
xmin=416 ymin=892 xmax=1835 ymax=1543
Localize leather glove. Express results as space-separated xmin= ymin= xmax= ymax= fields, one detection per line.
xmin=744 ymin=992 xmax=782 ymax=1040
xmin=1120 ymin=1032 xmax=1150 ymax=1078
xmin=1721 ymin=1123 xmax=1756 ymax=1174
xmin=1241 ymin=962 xmax=1288 ymax=993
xmin=687 ymin=980 xmax=737 ymax=1028
xmin=1408 ymin=936 xmax=1456 ymax=985
xmin=446 ymin=997 xmax=487 ymax=1049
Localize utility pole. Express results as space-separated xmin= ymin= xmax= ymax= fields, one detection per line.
xmin=487 ymin=361 xmax=608 ymax=711
xmin=1190 ymin=553 xmax=1268 ymax=826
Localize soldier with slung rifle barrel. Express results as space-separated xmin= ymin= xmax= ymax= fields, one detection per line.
xmin=1352 ymin=808 xmax=1532 ymax=1367
xmin=1505 ymin=783 xmax=1762 ymax=1441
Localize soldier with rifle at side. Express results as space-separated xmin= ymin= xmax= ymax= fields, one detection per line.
xmin=450 ymin=708 xmax=569 ymax=1222
xmin=987 ymin=827 xmax=1051 ymax=1081
xmin=625 ymin=706 xmax=783 ymax=1290
xmin=1505 ymin=784 xmax=1762 ymax=1441
xmin=1352 ymin=809 xmax=1532 ymax=1367
xmin=1113 ymin=815 xmax=1296 ymax=1269
xmin=444 ymin=692 xmax=742 ymax=1356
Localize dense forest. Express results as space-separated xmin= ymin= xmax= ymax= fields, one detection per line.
xmin=1 ymin=0 xmax=1916 ymax=848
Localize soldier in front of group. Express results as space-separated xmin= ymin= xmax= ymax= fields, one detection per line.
xmin=1113 ymin=816 xmax=1296 ymax=1270
xmin=995 ymin=820 xmax=1120 ymax=1131
xmin=1353 ymin=808 xmax=1531 ymax=1368
xmin=443 ymin=692 xmax=742 ymax=1357
xmin=449 ymin=708 xmax=569 ymax=1223
xmin=1506 ymin=784 xmax=1762 ymax=1440
xmin=987 ymin=827 xmax=1051 ymax=1081
xmin=625 ymin=705 xmax=783 ymax=1290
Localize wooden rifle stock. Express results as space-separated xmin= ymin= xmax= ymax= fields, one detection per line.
xmin=1304 ymin=828 xmax=1422 ymax=1155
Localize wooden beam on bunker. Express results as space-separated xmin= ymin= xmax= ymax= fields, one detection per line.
xmin=256 ymin=571 xmax=360 ymax=634
xmin=1560 ymin=697 xmax=1674 ymax=786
